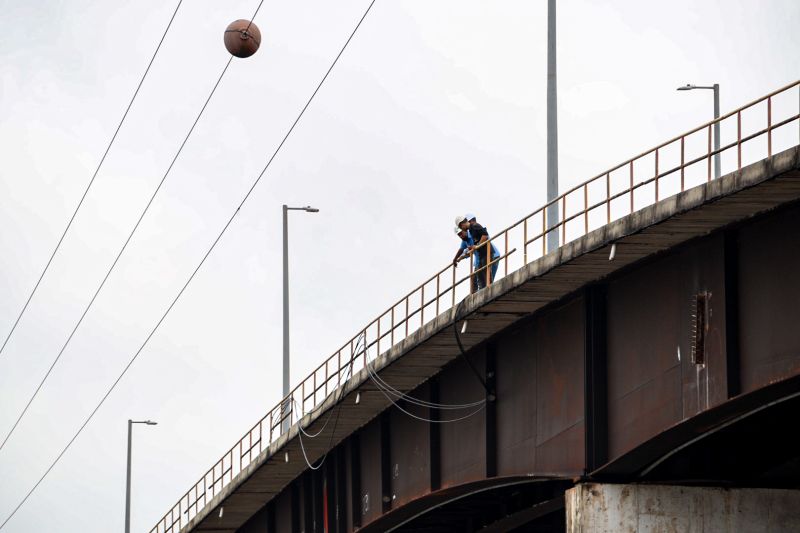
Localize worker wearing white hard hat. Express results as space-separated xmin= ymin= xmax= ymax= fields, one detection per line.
xmin=456 ymin=215 xmax=500 ymax=290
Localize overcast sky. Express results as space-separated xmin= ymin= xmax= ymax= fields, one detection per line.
xmin=1 ymin=1 xmax=798 ymax=531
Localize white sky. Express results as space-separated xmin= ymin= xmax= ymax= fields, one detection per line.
xmin=0 ymin=0 xmax=798 ymax=531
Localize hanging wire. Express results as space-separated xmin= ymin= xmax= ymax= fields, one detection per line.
xmin=367 ymin=369 xmax=487 ymax=423
xmin=0 ymin=0 xmax=185 ymax=361
xmin=366 ymin=359 xmax=485 ymax=410
xmin=296 ymin=427 xmax=326 ymax=470
xmin=293 ymin=333 xmax=363 ymax=469
xmin=293 ymin=334 xmax=363 ymax=439
xmin=369 ymin=369 xmax=487 ymax=424
xmin=361 ymin=335 xmax=487 ymax=423
xmin=278 ymin=309 xmax=492 ymax=471
xmin=0 ymin=2 xmax=377 ymax=528
xmin=361 ymin=321 xmax=486 ymax=410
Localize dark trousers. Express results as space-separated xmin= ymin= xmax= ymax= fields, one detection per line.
xmin=475 ymin=254 xmax=497 ymax=290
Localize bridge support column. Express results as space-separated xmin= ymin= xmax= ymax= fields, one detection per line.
xmin=566 ymin=483 xmax=800 ymax=532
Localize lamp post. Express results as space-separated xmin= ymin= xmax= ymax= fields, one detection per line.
xmin=125 ymin=419 xmax=156 ymax=533
xmin=546 ymin=0 xmax=559 ymax=252
xmin=282 ymin=205 xmax=319 ymax=433
xmin=677 ymin=83 xmax=721 ymax=179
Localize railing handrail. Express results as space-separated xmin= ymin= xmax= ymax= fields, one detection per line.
xmin=551 ymin=78 xmax=800 ymax=206
xmin=150 ymin=79 xmax=800 ymax=533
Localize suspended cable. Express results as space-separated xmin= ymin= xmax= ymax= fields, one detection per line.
xmin=293 ymin=334 xmax=363 ymax=439
xmin=0 ymin=1 xmax=377 ymax=528
xmin=366 ymin=362 xmax=487 ymax=422
xmin=366 ymin=357 xmax=485 ymax=410
xmin=0 ymin=56 xmax=234 ymax=453
xmin=358 ymin=320 xmax=484 ymax=410
xmin=295 ymin=332 xmax=367 ymax=469
xmin=360 ymin=308 xmax=489 ymax=422
xmin=452 ymin=302 xmax=492 ymax=396
xmin=369 ymin=371 xmax=487 ymax=424
xmin=368 ymin=361 xmax=484 ymax=409
xmin=0 ymin=0 xmax=184 ymax=361
xmin=295 ymin=351 xmax=357 ymax=470
xmin=359 ymin=335 xmax=487 ymax=422
xmin=296 ymin=425 xmax=327 ymax=470
xmin=288 ymin=310 xmax=491 ymax=470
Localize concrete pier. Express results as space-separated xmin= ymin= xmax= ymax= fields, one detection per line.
xmin=566 ymin=483 xmax=800 ymax=533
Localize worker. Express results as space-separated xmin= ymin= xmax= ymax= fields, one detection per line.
xmin=456 ymin=215 xmax=500 ymax=290
xmin=452 ymin=226 xmax=479 ymax=293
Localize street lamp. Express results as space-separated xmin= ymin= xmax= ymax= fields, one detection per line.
xmin=677 ymin=83 xmax=721 ymax=179
xmin=125 ymin=419 xmax=156 ymax=533
xmin=546 ymin=0 xmax=559 ymax=252
xmin=282 ymin=205 xmax=319 ymax=433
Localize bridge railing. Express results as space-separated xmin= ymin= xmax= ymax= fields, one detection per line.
xmin=150 ymin=80 xmax=800 ymax=533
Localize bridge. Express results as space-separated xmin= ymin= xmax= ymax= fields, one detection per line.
xmin=151 ymin=80 xmax=800 ymax=532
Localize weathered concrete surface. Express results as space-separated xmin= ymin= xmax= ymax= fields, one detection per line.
xmin=178 ymin=146 xmax=800 ymax=532
xmin=566 ymin=483 xmax=800 ymax=533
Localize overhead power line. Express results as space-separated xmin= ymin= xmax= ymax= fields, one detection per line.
xmin=0 ymin=0 xmax=376 ymax=529
xmin=0 ymin=0 xmax=274 ymax=456
xmin=0 ymin=0 xmax=185 ymax=360
xmin=0 ymin=56 xmax=234 ymax=452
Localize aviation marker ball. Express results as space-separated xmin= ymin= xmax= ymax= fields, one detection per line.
xmin=224 ymin=20 xmax=261 ymax=58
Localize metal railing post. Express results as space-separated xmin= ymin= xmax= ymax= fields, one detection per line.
xmin=629 ymin=161 xmax=634 ymax=213
xmin=486 ymin=240 xmax=491 ymax=288
xmin=451 ymin=266 xmax=456 ymax=307
xmin=541 ymin=210 xmax=546 ymax=256
xmin=583 ymin=184 xmax=589 ymax=235
xmin=707 ymin=125 xmax=712 ymax=181
xmin=768 ymin=96 xmax=772 ymax=157
xmin=469 ymin=250 xmax=475 ymax=293
xmin=680 ymin=136 xmax=685 ymax=191
xmin=655 ymin=149 xmax=659 ymax=201
xmin=436 ymin=275 xmax=440 ymax=315
xmin=737 ymin=110 xmax=742 ymax=169
xmin=405 ymin=297 xmax=409 ymax=337
xmin=420 ymin=285 xmax=425 ymax=326
xmin=523 ymin=218 xmax=528 ymax=263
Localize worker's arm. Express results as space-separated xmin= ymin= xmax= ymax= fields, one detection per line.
xmin=452 ymin=248 xmax=465 ymax=266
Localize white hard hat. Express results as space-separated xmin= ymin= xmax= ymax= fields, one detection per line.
xmin=465 ymin=213 xmax=476 ymax=221
xmin=454 ymin=215 xmax=467 ymax=226
xmin=454 ymin=226 xmax=463 ymax=235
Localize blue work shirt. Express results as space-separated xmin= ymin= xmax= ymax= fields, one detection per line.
xmin=458 ymin=231 xmax=475 ymax=266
